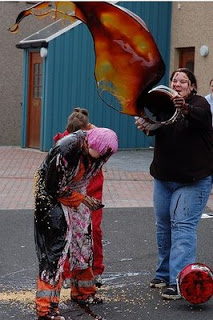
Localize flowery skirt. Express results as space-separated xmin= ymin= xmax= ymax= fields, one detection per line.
xmin=54 ymin=203 xmax=93 ymax=283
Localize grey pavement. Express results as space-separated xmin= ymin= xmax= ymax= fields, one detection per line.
xmin=106 ymin=149 xmax=154 ymax=172
xmin=0 ymin=208 xmax=212 ymax=320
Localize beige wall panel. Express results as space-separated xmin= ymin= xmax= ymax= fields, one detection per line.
xmin=0 ymin=2 xmax=52 ymax=146
xmin=170 ymin=2 xmax=213 ymax=96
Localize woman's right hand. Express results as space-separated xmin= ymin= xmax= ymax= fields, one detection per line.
xmin=171 ymin=96 xmax=190 ymax=115
xmin=83 ymin=195 xmax=104 ymax=210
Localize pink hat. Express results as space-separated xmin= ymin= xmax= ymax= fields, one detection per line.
xmin=87 ymin=128 xmax=118 ymax=155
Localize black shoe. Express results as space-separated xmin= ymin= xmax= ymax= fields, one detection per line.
xmin=72 ymin=295 xmax=103 ymax=305
xmin=150 ymin=278 xmax=167 ymax=288
xmin=63 ymin=279 xmax=71 ymax=289
xmin=94 ymin=275 xmax=103 ymax=288
xmin=161 ymin=285 xmax=182 ymax=300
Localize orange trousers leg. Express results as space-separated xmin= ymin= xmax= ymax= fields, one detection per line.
xmin=70 ymin=267 xmax=97 ymax=301
xmin=35 ymin=276 xmax=62 ymax=318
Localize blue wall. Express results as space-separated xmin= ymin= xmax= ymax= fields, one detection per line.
xmin=22 ymin=2 xmax=172 ymax=151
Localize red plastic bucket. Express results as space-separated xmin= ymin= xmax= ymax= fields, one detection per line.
xmin=177 ymin=263 xmax=213 ymax=304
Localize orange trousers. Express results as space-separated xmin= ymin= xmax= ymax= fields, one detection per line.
xmin=35 ymin=276 xmax=62 ymax=318
xmin=36 ymin=267 xmax=96 ymax=317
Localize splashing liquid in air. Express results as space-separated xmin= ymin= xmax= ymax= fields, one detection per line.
xmin=9 ymin=1 xmax=165 ymax=116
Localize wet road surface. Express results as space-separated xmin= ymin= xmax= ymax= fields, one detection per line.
xmin=0 ymin=208 xmax=212 ymax=320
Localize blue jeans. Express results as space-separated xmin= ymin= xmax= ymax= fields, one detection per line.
xmin=153 ymin=176 xmax=212 ymax=285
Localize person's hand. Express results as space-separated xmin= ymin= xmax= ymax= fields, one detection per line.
xmin=83 ymin=196 xmax=104 ymax=210
xmin=171 ymin=96 xmax=190 ymax=115
xmin=135 ymin=117 xmax=151 ymax=135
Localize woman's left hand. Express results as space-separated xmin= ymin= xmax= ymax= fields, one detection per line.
xmin=135 ymin=117 xmax=151 ymax=135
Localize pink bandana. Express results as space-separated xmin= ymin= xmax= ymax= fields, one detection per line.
xmin=87 ymin=128 xmax=118 ymax=155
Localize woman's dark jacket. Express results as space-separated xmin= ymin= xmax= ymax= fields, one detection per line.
xmin=150 ymin=94 xmax=213 ymax=182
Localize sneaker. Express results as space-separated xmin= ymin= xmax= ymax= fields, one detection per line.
xmin=94 ymin=274 xmax=103 ymax=288
xmin=161 ymin=285 xmax=182 ymax=300
xmin=150 ymin=278 xmax=167 ymax=288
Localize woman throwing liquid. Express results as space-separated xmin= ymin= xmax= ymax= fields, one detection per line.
xmin=135 ymin=68 xmax=213 ymax=300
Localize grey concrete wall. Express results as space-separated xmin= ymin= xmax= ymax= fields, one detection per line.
xmin=0 ymin=2 xmax=52 ymax=146
xmin=170 ymin=2 xmax=213 ymax=96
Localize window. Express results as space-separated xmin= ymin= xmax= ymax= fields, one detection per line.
xmin=33 ymin=63 xmax=42 ymax=98
xmin=178 ymin=47 xmax=195 ymax=72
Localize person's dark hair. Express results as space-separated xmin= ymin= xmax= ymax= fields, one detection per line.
xmin=67 ymin=107 xmax=89 ymax=133
xmin=170 ymin=68 xmax=197 ymax=93
xmin=209 ymin=78 xmax=213 ymax=85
